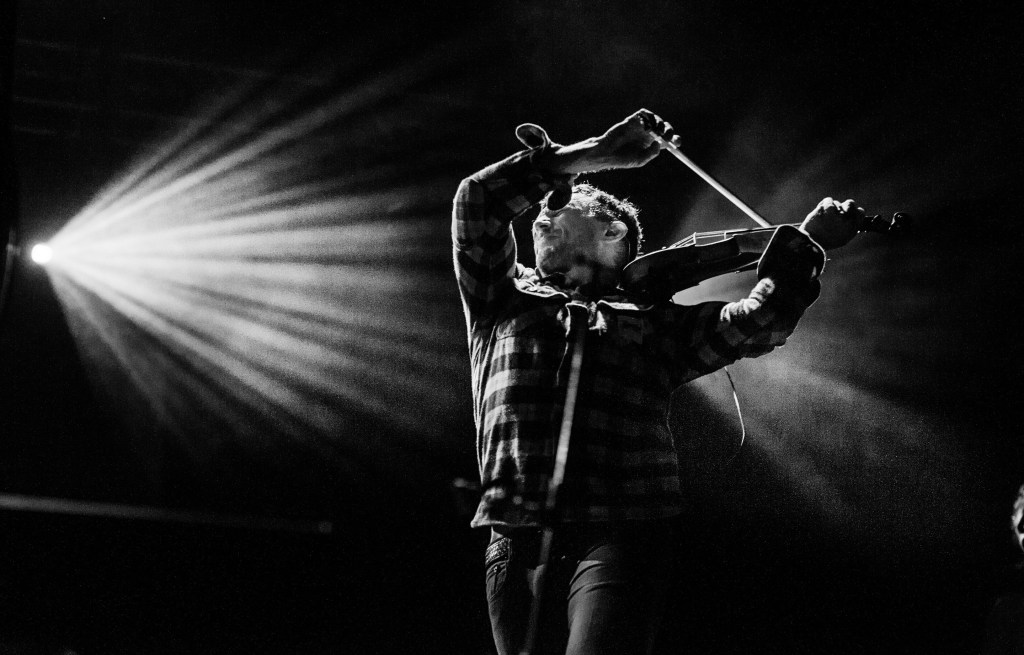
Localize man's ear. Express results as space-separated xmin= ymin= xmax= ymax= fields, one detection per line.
xmin=602 ymin=220 xmax=628 ymax=243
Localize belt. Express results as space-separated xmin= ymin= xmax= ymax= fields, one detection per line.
xmin=484 ymin=536 xmax=511 ymax=567
xmin=485 ymin=527 xmax=548 ymax=567
xmin=484 ymin=519 xmax=677 ymax=567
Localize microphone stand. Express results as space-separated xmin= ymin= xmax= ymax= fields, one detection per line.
xmin=519 ymin=303 xmax=588 ymax=655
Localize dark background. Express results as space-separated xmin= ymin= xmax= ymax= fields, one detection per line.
xmin=1 ymin=1 xmax=1022 ymax=653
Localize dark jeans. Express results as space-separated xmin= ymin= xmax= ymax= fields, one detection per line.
xmin=484 ymin=519 xmax=677 ymax=655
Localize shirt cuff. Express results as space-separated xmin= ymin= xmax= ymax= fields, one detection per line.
xmin=519 ymin=123 xmax=576 ymax=210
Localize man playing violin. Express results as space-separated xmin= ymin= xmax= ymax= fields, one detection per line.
xmin=452 ymin=108 xmax=863 ymax=655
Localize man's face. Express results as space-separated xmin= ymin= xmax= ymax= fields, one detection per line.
xmin=531 ymin=200 xmax=614 ymax=279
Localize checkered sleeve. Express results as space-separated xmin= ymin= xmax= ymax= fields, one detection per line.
xmin=663 ymin=225 xmax=826 ymax=384
xmin=452 ymin=148 xmax=569 ymax=320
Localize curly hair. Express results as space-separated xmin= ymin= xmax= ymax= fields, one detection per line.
xmin=569 ymin=183 xmax=644 ymax=262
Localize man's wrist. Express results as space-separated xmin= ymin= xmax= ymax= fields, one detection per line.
xmin=532 ymin=139 xmax=600 ymax=175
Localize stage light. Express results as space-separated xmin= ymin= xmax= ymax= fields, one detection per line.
xmin=34 ymin=36 xmax=481 ymax=482
xmin=30 ymin=243 xmax=53 ymax=264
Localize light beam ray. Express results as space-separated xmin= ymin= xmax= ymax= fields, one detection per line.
xmin=39 ymin=36 xmax=482 ymax=491
xmin=662 ymin=103 xmax=997 ymax=550
xmin=58 ymin=33 xmax=470 ymax=248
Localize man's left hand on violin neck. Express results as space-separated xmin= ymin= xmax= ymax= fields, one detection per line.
xmin=799 ymin=197 xmax=865 ymax=250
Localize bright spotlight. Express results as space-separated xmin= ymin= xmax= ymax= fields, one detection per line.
xmin=31 ymin=43 xmax=468 ymax=474
xmin=30 ymin=243 xmax=53 ymax=265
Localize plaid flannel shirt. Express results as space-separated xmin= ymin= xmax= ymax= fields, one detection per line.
xmin=453 ymin=144 xmax=825 ymax=529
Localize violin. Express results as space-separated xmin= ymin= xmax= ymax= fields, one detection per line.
xmin=621 ymin=212 xmax=909 ymax=298
xmin=620 ymin=125 xmax=909 ymax=298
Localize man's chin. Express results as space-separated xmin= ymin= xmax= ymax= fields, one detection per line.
xmin=535 ymin=254 xmax=566 ymax=274
xmin=537 ymin=262 xmax=571 ymax=277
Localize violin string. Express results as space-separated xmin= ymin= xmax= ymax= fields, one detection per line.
xmin=667 ymin=225 xmax=791 ymax=251
xmin=670 ymin=234 xmax=695 ymax=248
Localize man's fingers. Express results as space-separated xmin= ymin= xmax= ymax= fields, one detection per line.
xmin=634 ymin=109 xmax=657 ymax=131
xmin=641 ymin=140 xmax=662 ymax=161
xmin=633 ymin=109 xmax=676 ymax=139
xmin=840 ymin=199 xmax=865 ymax=217
xmin=630 ymin=109 xmax=679 ymax=140
xmin=659 ymin=120 xmax=676 ymax=142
